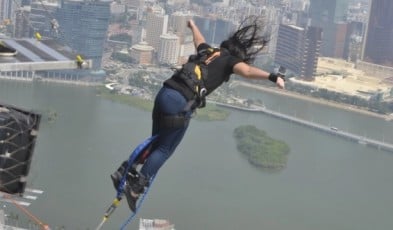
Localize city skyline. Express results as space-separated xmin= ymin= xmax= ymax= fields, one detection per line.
xmin=363 ymin=0 xmax=393 ymax=67
xmin=0 ymin=0 xmax=391 ymax=74
xmin=1 ymin=1 xmax=393 ymax=228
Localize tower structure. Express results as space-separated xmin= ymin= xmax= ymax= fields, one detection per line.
xmin=275 ymin=24 xmax=322 ymax=80
xmin=363 ymin=0 xmax=393 ymax=67
xmin=309 ymin=0 xmax=349 ymax=58
xmin=57 ymin=0 xmax=111 ymax=69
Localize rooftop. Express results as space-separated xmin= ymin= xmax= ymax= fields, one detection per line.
xmin=0 ymin=38 xmax=92 ymax=72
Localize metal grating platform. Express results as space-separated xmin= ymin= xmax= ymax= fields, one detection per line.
xmin=0 ymin=38 xmax=92 ymax=72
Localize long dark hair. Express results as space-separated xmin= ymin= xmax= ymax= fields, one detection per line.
xmin=220 ymin=16 xmax=269 ymax=64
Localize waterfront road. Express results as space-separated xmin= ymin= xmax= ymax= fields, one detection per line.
xmin=214 ymin=101 xmax=393 ymax=153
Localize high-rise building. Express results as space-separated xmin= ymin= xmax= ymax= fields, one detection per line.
xmin=309 ymin=0 xmax=349 ymax=58
xmin=344 ymin=21 xmax=364 ymax=62
xmin=291 ymin=0 xmax=309 ymax=11
xmin=57 ymin=0 xmax=110 ymax=69
xmin=158 ymin=33 xmax=180 ymax=65
xmin=363 ymin=0 xmax=393 ymax=67
xmin=169 ymin=11 xmax=194 ymax=59
xmin=274 ymin=0 xmax=290 ymax=8
xmin=302 ymin=26 xmax=323 ymax=79
xmin=124 ymin=0 xmax=144 ymax=8
xmin=124 ymin=0 xmax=144 ymax=21
xmin=169 ymin=11 xmax=193 ymax=44
xmin=13 ymin=6 xmax=30 ymax=38
xmin=275 ymin=24 xmax=322 ymax=80
xmin=0 ymin=0 xmax=16 ymax=22
xmin=309 ymin=0 xmax=348 ymax=23
xmin=275 ymin=24 xmax=304 ymax=76
xmin=29 ymin=1 xmax=59 ymax=39
xmin=263 ymin=6 xmax=280 ymax=56
xmin=193 ymin=16 xmax=235 ymax=47
xmin=130 ymin=41 xmax=154 ymax=65
xmin=145 ymin=7 xmax=168 ymax=52
xmin=213 ymin=18 xmax=235 ymax=46
xmin=193 ymin=16 xmax=215 ymax=44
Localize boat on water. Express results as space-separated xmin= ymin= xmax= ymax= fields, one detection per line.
xmin=358 ymin=138 xmax=367 ymax=145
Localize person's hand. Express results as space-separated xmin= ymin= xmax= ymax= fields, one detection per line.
xmin=187 ymin=19 xmax=195 ymax=29
xmin=276 ymin=77 xmax=285 ymax=89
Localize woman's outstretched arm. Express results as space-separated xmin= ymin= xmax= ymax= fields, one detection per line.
xmin=187 ymin=19 xmax=205 ymax=49
xmin=233 ymin=62 xmax=285 ymax=89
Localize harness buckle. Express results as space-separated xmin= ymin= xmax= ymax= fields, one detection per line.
xmin=199 ymin=88 xmax=207 ymax=97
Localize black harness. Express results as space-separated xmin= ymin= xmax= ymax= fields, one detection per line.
xmin=161 ymin=47 xmax=221 ymax=129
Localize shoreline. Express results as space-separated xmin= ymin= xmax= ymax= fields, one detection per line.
xmin=1 ymin=76 xmax=391 ymax=121
xmin=235 ymin=81 xmax=392 ymax=121
xmin=0 ymin=76 xmax=101 ymax=86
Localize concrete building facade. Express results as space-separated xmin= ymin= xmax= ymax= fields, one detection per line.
xmin=363 ymin=0 xmax=393 ymax=67
xmin=57 ymin=0 xmax=111 ymax=69
xmin=145 ymin=7 xmax=168 ymax=52
xmin=309 ymin=0 xmax=349 ymax=58
xmin=158 ymin=33 xmax=180 ymax=66
xmin=130 ymin=41 xmax=154 ymax=65
xmin=13 ymin=6 xmax=30 ymax=38
xmin=275 ymin=24 xmax=322 ymax=80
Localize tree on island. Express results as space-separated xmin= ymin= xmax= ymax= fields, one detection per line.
xmin=234 ymin=125 xmax=290 ymax=170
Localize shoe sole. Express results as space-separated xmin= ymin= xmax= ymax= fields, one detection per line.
xmin=110 ymin=173 xmax=121 ymax=190
xmin=124 ymin=186 xmax=137 ymax=212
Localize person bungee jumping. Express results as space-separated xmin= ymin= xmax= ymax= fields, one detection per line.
xmin=111 ymin=15 xmax=285 ymax=212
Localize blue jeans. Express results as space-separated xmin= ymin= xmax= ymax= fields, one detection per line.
xmin=140 ymin=86 xmax=191 ymax=177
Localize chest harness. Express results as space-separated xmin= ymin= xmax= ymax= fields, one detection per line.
xmin=161 ymin=47 xmax=221 ymax=129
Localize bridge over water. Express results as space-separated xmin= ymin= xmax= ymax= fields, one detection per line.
xmin=214 ymin=101 xmax=393 ymax=153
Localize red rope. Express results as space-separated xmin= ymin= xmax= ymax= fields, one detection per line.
xmin=2 ymin=192 xmax=50 ymax=230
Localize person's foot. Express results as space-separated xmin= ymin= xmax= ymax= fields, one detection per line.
xmin=124 ymin=173 xmax=149 ymax=212
xmin=124 ymin=185 xmax=140 ymax=212
xmin=110 ymin=171 xmax=122 ymax=190
xmin=110 ymin=162 xmax=127 ymax=190
xmin=110 ymin=162 xmax=142 ymax=191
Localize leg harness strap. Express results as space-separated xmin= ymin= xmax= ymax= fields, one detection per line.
xmin=159 ymin=100 xmax=196 ymax=129
xmin=160 ymin=114 xmax=190 ymax=129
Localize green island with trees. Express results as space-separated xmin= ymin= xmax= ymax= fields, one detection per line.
xmin=234 ymin=125 xmax=290 ymax=170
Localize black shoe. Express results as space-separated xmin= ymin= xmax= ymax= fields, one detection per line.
xmin=110 ymin=171 xmax=122 ymax=190
xmin=110 ymin=161 xmax=141 ymax=191
xmin=0 ymin=42 xmax=17 ymax=56
xmin=124 ymin=185 xmax=139 ymax=212
xmin=110 ymin=161 xmax=128 ymax=191
xmin=124 ymin=173 xmax=149 ymax=212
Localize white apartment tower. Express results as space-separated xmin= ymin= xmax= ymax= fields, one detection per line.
xmin=145 ymin=6 xmax=168 ymax=52
xmin=169 ymin=11 xmax=194 ymax=61
xmin=169 ymin=11 xmax=193 ymax=43
xmin=158 ymin=33 xmax=180 ymax=65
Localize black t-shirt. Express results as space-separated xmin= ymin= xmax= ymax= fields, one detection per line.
xmin=197 ymin=43 xmax=243 ymax=95
xmin=164 ymin=43 xmax=243 ymax=100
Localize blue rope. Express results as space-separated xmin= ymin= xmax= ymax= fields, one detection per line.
xmin=119 ymin=175 xmax=156 ymax=230
xmin=112 ymin=135 xmax=158 ymax=229
xmin=116 ymin=135 xmax=158 ymax=198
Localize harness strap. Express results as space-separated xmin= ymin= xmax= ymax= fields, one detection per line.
xmin=158 ymin=99 xmax=196 ymax=129
xmin=160 ymin=114 xmax=190 ymax=129
xmin=183 ymin=99 xmax=198 ymax=112
xmin=164 ymin=47 xmax=220 ymax=109
xmin=204 ymin=51 xmax=220 ymax=64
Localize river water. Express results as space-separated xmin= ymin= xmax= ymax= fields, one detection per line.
xmin=1 ymin=79 xmax=393 ymax=230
